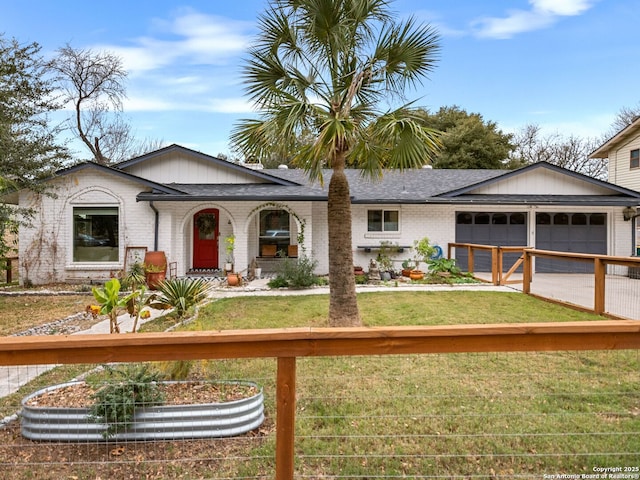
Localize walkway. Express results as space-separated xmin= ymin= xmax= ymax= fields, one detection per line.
xmin=0 ymin=307 xmax=167 ymax=400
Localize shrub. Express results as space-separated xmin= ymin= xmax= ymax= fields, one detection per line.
xmin=355 ymin=274 xmax=368 ymax=284
xmin=89 ymin=364 xmax=165 ymax=438
xmin=427 ymin=257 xmax=463 ymax=276
xmin=269 ymin=254 xmax=321 ymax=288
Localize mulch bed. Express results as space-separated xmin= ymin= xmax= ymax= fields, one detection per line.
xmin=0 ymin=418 xmax=273 ymax=479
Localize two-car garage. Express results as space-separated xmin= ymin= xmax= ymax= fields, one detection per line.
xmin=454 ymin=211 xmax=607 ymax=273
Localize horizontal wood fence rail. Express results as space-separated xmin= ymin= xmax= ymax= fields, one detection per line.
xmin=2 ymin=322 xmax=640 ymax=367
xmin=2 ymin=323 xmax=640 ymax=479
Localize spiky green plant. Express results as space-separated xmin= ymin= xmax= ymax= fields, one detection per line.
xmin=150 ymin=277 xmax=212 ymax=318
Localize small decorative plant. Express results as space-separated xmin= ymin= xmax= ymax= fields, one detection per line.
xmin=88 ymin=364 xmax=165 ymax=438
xmin=412 ymin=237 xmax=437 ymax=272
xmin=376 ymin=241 xmax=396 ymax=273
xmin=126 ymin=285 xmax=161 ymax=333
xmin=143 ymin=262 xmax=166 ymax=273
xmin=402 ymin=259 xmax=416 ymax=270
xmin=427 ymin=257 xmax=465 ymax=277
xmin=149 ymin=277 xmax=212 ymax=318
xmin=92 ymin=278 xmax=139 ymax=333
xmin=224 ymin=234 xmax=235 ymax=264
xmin=121 ymin=261 xmax=146 ymax=290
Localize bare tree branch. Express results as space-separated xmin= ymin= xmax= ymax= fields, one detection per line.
xmin=48 ymin=44 xmax=128 ymax=164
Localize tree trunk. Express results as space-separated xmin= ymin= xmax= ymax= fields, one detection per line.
xmin=327 ymin=167 xmax=362 ymax=327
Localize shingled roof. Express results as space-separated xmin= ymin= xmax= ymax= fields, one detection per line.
xmin=136 ymin=162 xmax=640 ymax=206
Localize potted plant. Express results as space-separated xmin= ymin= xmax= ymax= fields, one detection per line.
xmin=144 ymin=262 xmax=167 ymax=289
xmin=411 ymin=237 xmax=437 ymax=280
xmin=250 ymin=258 xmax=262 ymax=279
xmin=376 ymin=241 xmax=396 ymax=281
xmin=401 ymin=259 xmax=416 ymax=277
xmin=224 ymin=234 xmax=235 ymax=272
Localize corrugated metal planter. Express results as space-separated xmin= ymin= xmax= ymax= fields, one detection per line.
xmin=21 ymin=380 xmax=264 ymax=442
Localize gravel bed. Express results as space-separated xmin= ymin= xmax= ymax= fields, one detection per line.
xmin=10 ymin=312 xmax=104 ymax=337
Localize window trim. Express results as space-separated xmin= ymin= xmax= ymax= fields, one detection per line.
xmin=631 ymin=149 xmax=639 ymax=169
xmin=71 ymin=205 xmax=120 ymax=264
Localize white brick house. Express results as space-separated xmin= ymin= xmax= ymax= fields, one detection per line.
xmin=13 ymin=144 xmax=640 ymax=285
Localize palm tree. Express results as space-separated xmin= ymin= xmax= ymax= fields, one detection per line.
xmin=231 ymin=0 xmax=441 ymax=326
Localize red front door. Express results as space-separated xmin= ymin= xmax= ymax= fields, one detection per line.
xmin=193 ymin=209 xmax=219 ymax=269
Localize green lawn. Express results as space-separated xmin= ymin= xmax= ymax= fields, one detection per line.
xmin=167 ymin=291 xmax=639 ymax=477
xmin=176 ymin=291 xmax=605 ymax=332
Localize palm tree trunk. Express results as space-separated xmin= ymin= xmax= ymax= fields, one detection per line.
xmin=327 ymin=167 xmax=362 ymax=327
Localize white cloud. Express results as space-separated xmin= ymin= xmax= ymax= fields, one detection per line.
xmin=531 ymin=0 xmax=592 ymax=16
xmin=123 ymin=94 xmax=253 ymax=114
xmin=85 ymin=9 xmax=255 ymax=114
xmin=473 ymin=0 xmax=595 ymax=39
xmin=92 ymin=9 xmax=253 ymax=74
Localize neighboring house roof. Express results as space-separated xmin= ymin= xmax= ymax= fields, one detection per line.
xmin=590 ymin=117 xmax=640 ymax=159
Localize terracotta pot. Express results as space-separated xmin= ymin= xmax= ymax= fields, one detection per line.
xmin=401 ymin=269 xmax=413 ymax=277
xmin=144 ymin=251 xmax=167 ymax=271
xmin=227 ymin=273 xmax=241 ymax=286
xmin=409 ymin=270 xmax=424 ymax=280
xmin=146 ymin=271 xmax=166 ymax=290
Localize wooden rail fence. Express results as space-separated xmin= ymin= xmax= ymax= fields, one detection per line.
xmin=448 ymin=243 xmax=640 ymax=317
xmin=1 ymin=322 xmax=639 ymax=479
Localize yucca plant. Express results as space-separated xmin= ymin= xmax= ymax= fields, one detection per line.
xmin=150 ymin=278 xmax=212 ymax=318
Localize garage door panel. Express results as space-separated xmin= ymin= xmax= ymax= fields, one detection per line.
xmin=535 ymin=212 xmax=607 ymax=273
xmin=455 ymin=212 xmax=527 ymax=272
xmin=456 ymin=211 xmax=608 ymax=274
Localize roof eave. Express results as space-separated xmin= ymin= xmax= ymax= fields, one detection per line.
xmin=590 ymin=117 xmax=640 ymax=159
xmin=136 ymin=193 xmax=328 ymax=202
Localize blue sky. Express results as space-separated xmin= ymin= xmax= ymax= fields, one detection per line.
xmin=4 ymin=0 xmax=639 ymax=159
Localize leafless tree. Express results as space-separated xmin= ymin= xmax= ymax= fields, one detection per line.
xmin=48 ymin=44 xmax=129 ymax=164
xmin=608 ymin=102 xmax=640 ymax=137
xmin=510 ymin=124 xmax=607 ymax=180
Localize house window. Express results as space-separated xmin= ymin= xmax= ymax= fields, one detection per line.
xmin=259 ymin=209 xmax=291 ymax=256
xmin=367 ymin=210 xmax=399 ymax=232
xmin=73 ymin=207 xmax=119 ymax=262
xmin=631 ymin=149 xmax=640 ymax=169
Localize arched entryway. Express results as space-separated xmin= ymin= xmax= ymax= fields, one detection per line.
xmin=193 ymin=208 xmax=219 ymax=269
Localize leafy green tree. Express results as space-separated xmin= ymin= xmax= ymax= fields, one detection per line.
xmin=419 ymin=106 xmax=514 ymax=169
xmin=0 ymin=35 xmax=69 ymax=257
xmin=231 ymin=0 xmax=441 ymax=326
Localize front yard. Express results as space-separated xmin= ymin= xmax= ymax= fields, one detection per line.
xmin=0 ymin=290 xmax=637 ymax=478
